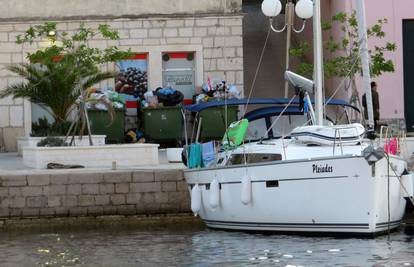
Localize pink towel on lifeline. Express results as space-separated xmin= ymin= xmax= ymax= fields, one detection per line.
xmin=384 ymin=138 xmax=398 ymax=155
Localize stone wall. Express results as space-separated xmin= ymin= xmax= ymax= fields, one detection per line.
xmin=0 ymin=15 xmax=244 ymax=151
xmin=0 ymin=169 xmax=190 ymax=218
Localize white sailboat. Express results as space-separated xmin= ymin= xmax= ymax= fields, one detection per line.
xmin=184 ymin=0 xmax=414 ymax=235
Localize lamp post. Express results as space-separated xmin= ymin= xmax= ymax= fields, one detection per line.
xmin=261 ymin=0 xmax=313 ymax=98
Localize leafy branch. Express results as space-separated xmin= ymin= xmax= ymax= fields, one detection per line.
xmin=290 ymin=11 xmax=396 ymax=81
xmin=2 ymin=22 xmax=133 ymax=127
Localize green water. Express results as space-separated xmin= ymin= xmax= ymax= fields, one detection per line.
xmin=0 ymin=224 xmax=413 ymax=266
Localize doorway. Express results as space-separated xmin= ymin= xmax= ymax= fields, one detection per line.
xmin=403 ymin=20 xmax=414 ymax=132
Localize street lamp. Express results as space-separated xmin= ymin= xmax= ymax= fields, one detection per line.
xmin=47 ymin=30 xmax=56 ymax=38
xmin=262 ymin=0 xmax=313 ymax=97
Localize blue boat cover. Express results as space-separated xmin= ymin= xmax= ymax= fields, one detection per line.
xmin=184 ymin=98 xmax=360 ymax=113
xmin=243 ymin=106 xmax=303 ymax=121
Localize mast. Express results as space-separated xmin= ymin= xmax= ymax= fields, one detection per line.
xmin=313 ymin=0 xmax=324 ymax=125
xmin=356 ymin=0 xmax=374 ymax=129
xmin=284 ymin=1 xmax=295 ymax=98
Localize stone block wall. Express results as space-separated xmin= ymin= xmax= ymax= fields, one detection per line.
xmin=0 ymin=15 xmax=244 ymax=151
xmin=0 ymin=169 xmax=190 ymax=219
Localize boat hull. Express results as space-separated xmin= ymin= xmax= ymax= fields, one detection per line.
xmin=185 ymin=155 xmax=408 ymax=235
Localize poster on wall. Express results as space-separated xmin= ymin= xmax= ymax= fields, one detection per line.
xmin=115 ymin=54 xmax=148 ymax=98
xmin=162 ymin=52 xmax=195 ymax=104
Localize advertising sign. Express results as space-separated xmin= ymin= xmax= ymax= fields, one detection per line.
xmin=115 ymin=54 xmax=148 ymax=98
xmin=162 ymin=52 xmax=195 ymax=103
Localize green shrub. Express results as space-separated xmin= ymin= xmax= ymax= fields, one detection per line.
xmin=31 ymin=117 xmax=72 ymax=137
xmin=37 ymin=136 xmax=68 ymax=147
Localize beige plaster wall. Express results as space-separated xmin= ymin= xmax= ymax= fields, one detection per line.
xmin=0 ymin=0 xmax=242 ymax=21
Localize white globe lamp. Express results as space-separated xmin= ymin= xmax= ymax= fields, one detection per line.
xmin=261 ymin=0 xmax=282 ymax=17
xmin=295 ymin=0 xmax=314 ymax=19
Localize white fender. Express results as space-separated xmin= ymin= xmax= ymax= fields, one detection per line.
xmin=209 ymin=179 xmax=220 ymax=210
xmin=401 ymin=173 xmax=414 ymax=197
xmin=241 ymin=176 xmax=252 ymax=205
xmin=191 ymin=184 xmax=202 ymax=215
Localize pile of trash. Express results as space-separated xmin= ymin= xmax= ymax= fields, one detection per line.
xmin=124 ymin=129 xmax=145 ymax=143
xmin=195 ymin=79 xmax=241 ymax=104
xmin=84 ymin=88 xmax=125 ymax=110
xmin=85 ymin=77 xmax=239 ymax=111
xmin=141 ymin=87 xmax=184 ymax=108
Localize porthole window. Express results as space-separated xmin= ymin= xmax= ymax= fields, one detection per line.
xmin=226 ymin=153 xmax=282 ymax=166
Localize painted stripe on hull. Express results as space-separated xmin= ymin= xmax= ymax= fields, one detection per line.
xmin=375 ymin=220 xmax=402 ymax=229
xmin=291 ymin=131 xmax=363 ymax=142
xmin=204 ymin=219 xmax=369 ymax=229
xmin=203 ymin=220 xmax=402 ymax=233
xmin=376 ymin=220 xmax=402 ymax=226
xmin=187 ymin=175 xmax=349 ymax=186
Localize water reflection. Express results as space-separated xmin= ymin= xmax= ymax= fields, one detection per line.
xmin=0 ymin=225 xmax=413 ymax=266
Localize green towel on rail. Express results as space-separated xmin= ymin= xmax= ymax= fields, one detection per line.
xmin=188 ymin=143 xmax=203 ymax=169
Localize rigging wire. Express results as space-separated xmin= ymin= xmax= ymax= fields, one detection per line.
xmin=323 ymin=53 xmax=360 ymax=108
xmin=387 ymin=155 xmax=391 ymax=238
xmin=241 ymin=24 xmax=272 ymax=118
xmin=259 ymin=94 xmax=297 ymax=143
xmin=322 ymin=34 xmax=370 ymax=125
xmin=255 ymin=40 xmax=361 ymax=141
xmin=239 ymin=20 xmax=272 ymax=160
xmin=385 ymin=154 xmax=414 ymax=207
xmin=384 ymin=149 xmax=414 ymax=240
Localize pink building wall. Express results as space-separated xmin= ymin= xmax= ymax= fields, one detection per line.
xmin=328 ymin=0 xmax=414 ymax=120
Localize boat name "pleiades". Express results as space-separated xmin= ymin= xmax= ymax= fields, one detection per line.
xmin=312 ymin=164 xmax=333 ymax=173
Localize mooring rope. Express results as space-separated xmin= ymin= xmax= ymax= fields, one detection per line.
xmin=385 ymin=154 xmax=414 ymax=207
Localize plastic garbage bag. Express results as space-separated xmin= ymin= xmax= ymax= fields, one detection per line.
xmin=228 ymin=85 xmax=241 ymax=99
xmin=119 ymin=93 xmax=139 ymax=101
xmin=112 ymin=102 xmax=124 ymax=109
xmin=154 ymin=87 xmax=184 ymax=106
xmin=144 ymin=91 xmax=159 ymax=107
xmin=144 ymin=91 xmax=154 ymax=98
xmin=195 ymin=93 xmax=208 ymax=104
xmin=95 ymin=103 xmax=108 ymax=110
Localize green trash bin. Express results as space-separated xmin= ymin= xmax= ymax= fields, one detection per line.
xmin=88 ymin=109 xmax=125 ymax=144
xmin=199 ymin=106 xmax=238 ymax=141
xmin=142 ymin=106 xmax=184 ymax=141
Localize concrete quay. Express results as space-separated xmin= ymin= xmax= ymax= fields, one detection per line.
xmin=0 ymin=213 xmax=204 ymax=231
xmin=0 ymin=153 xmax=190 ymax=225
xmin=1 ymin=152 xmax=413 ymax=229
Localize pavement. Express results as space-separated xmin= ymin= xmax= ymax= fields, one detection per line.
xmin=0 ymin=152 xmax=25 ymax=171
xmin=0 ymin=150 xmax=185 ymax=175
